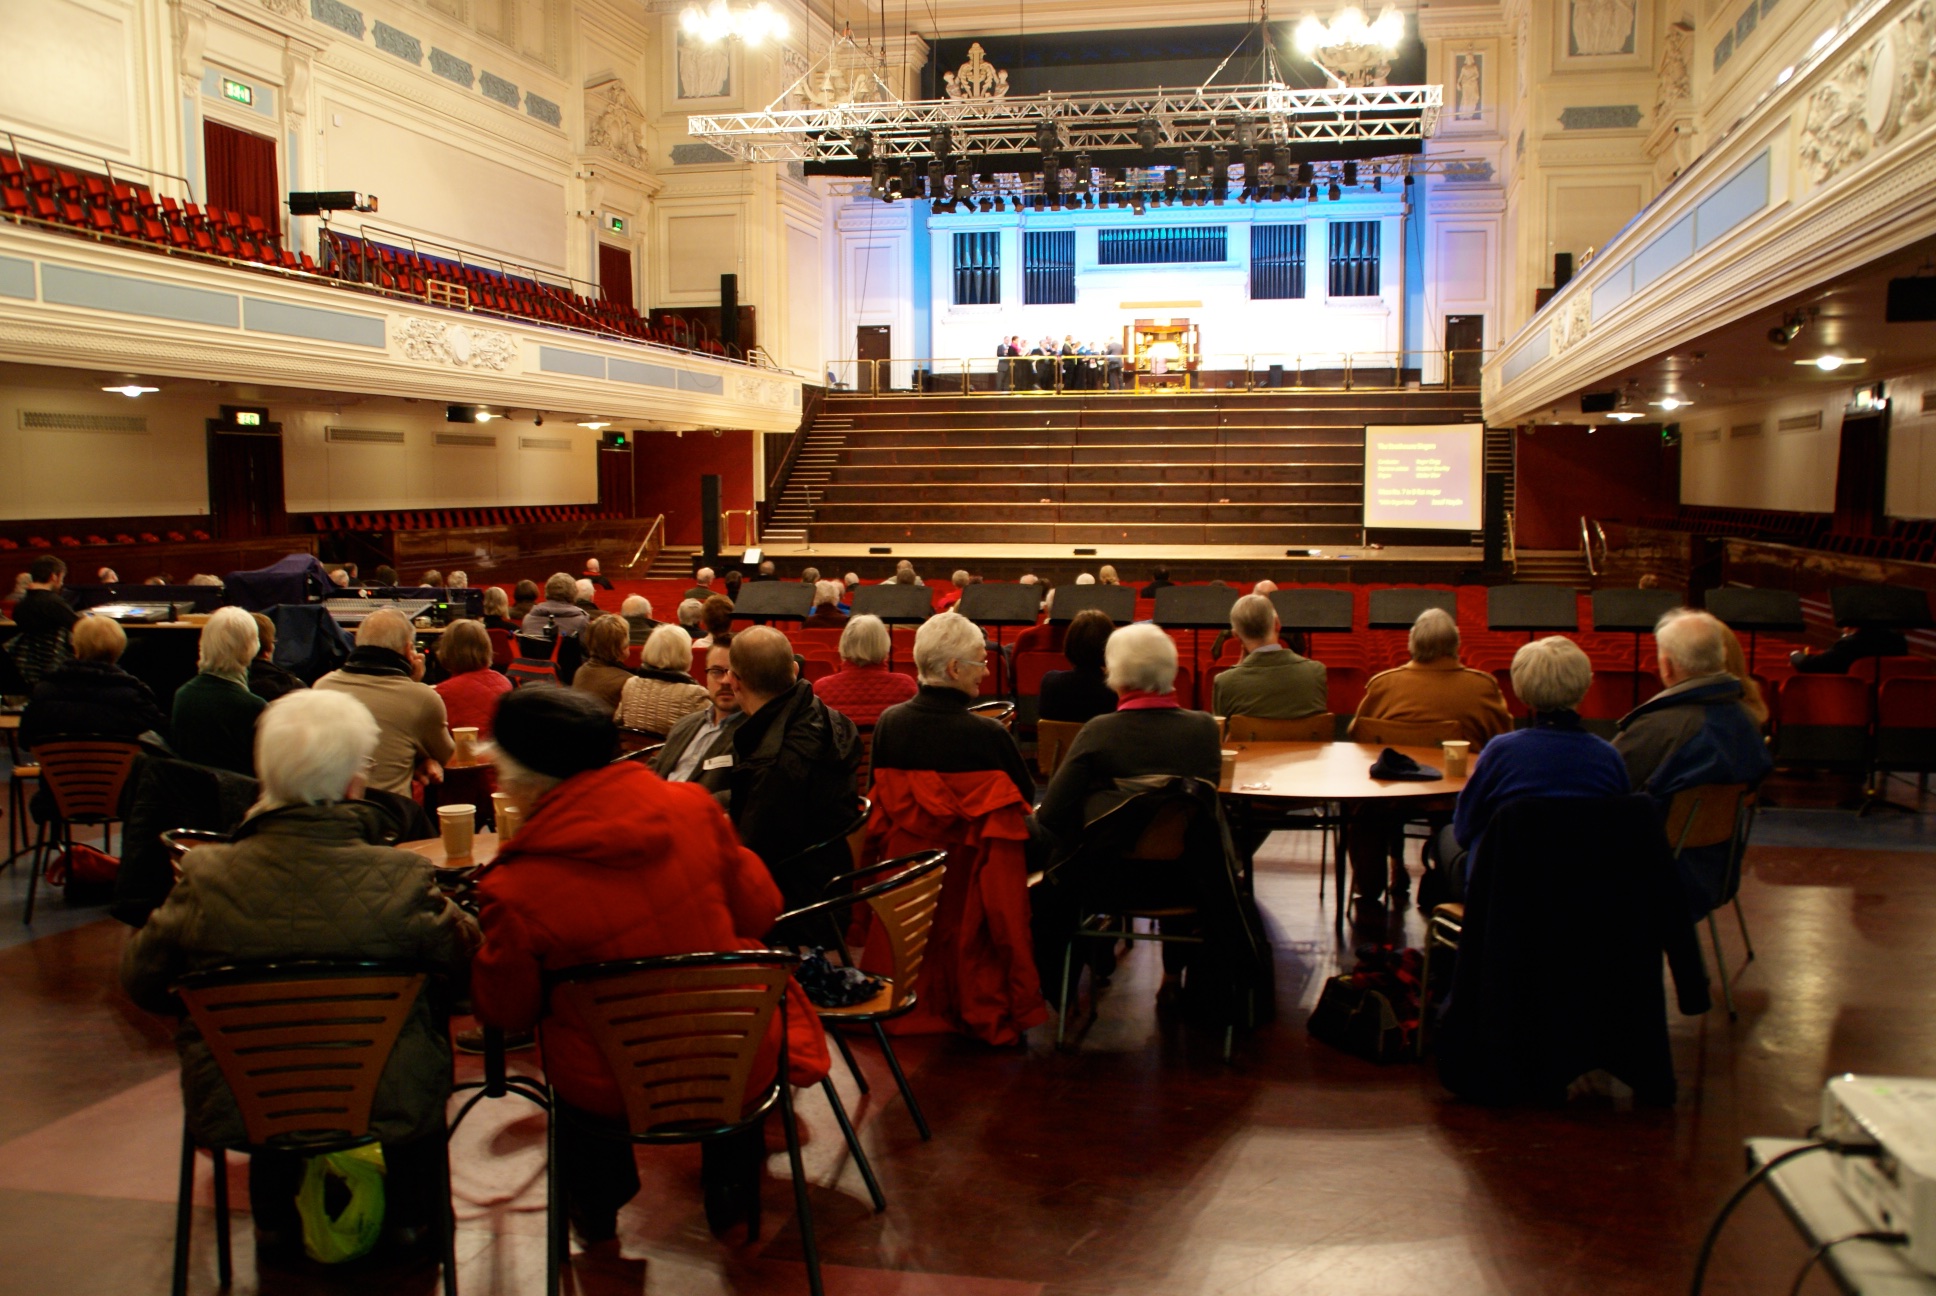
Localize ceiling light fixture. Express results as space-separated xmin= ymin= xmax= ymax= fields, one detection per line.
xmin=1653 ymin=396 xmax=1688 ymax=411
xmin=473 ymin=409 xmax=496 ymax=423
xmin=1605 ymin=411 xmax=1643 ymax=422
xmin=679 ymin=0 xmax=787 ymax=46
xmin=1804 ymin=354 xmax=1865 ymax=371
xmin=1295 ymin=5 xmax=1407 ymax=86
xmin=102 ymin=383 xmax=159 ymax=397
xmin=578 ymin=420 xmax=611 ymax=430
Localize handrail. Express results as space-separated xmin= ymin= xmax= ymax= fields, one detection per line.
xmin=723 ymin=508 xmax=758 ymax=549
xmin=826 ymin=349 xmax=1494 ymax=396
xmin=4 ymin=130 xmax=197 ymax=202
xmin=1504 ymin=510 xmax=1516 ymax=566
xmin=1580 ymin=515 xmax=1599 ymax=578
xmin=625 ymin=514 xmax=665 ymax=571
xmin=1592 ymin=518 xmax=1609 ymax=571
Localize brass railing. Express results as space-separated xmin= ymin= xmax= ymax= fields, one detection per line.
xmin=823 ymin=349 xmax=1492 ymax=396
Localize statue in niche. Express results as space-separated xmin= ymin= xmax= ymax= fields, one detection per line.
xmin=944 ymin=43 xmax=1009 ymax=100
xmin=676 ymin=29 xmax=731 ymax=99
xmin=1454 ymin=51 xmax=1483 ymax=120
xmin=1570 ymin=0 xmax=1637 ymax=56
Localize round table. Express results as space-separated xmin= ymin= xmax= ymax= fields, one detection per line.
xmin=401 ymin=829 xmax=502 ymax=869
xmin=1222 ymin=741 xmax=1469 ymax=928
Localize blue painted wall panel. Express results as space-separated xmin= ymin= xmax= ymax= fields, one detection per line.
xmin=1591 ymin=261 xmax=1634 ymax=319
xmin=1696 ymin=150 xmax=1771 ymax=249
xmin=538 ymin=346 xmax=605 ymax=379
xmin=42 ymin=265 xmax=238 ymax=327
xmin=1500 ymin=327 xmax=1550 ymax=384
xmin=0 ymin=256 xmax=34 ymax=300
xmin=243 ymin=297 xmax=385 ymax=347
xmin=1633 ymin=214 xmax=1694 ymax=292
xmin=677 ymin=369 xmax=725 ymax=394
xmin=609 ymin=358 xmax=679 ymax=387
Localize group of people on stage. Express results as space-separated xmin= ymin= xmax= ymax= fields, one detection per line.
xmin=995 ymin=334 xmax=1127 ymax=391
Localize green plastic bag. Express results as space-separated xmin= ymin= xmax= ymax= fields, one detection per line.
xmin=296 ymin=1144 xmax=387 ymax=1264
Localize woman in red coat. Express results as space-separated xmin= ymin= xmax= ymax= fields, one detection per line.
xmin=470 ymin=688 xmax=830 ymax=1245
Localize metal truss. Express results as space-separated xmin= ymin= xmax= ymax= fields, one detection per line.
xmin=687 ymin=82 xmax=1442 ymax=163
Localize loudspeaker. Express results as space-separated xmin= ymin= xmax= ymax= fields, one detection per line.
xmin=1580 ymin=390 xmax=1619 ymax=414
xmin=720 ymin=274 xmax=739 ymax=353
xmin=700 ymin=474 xmax=721 ymax=556
xmin=1554 ymin=253 xmax=1574 ymax=290
xmin=1483 ymin=471 xmax=1507 ymax=572
xmin=1887 ymin=276 xmax=1936 ymax=322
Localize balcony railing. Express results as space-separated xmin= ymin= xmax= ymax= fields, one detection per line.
xmin=823 ymin=350 xmax=1490 ymax=396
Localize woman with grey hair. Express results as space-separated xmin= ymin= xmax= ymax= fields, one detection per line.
xmin=615 ymin=622 xmax=708 ymax=735
xmin=871 ymin=612 xmax=1032 ymax=802
xmin=807 ymin=579 xmax=850 ymax=628
xmin=122 ymin=688 xmax=477 ymax=1258
xmin=813 ymin=613 xmax=915 ymax=726
xmin=169 ymin=606 xmax=267 ymax=775
xmin=1439 ymin=636 xmax=1630 ymax=901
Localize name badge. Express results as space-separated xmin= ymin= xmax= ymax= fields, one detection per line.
xmin=702 ymin=754 xmax=734 ymax=771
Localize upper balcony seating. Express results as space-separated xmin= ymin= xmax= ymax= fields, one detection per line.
xmin=307 ymin=505 xmax=615 ymax=533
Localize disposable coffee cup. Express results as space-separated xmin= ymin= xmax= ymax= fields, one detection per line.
xmin=1442 ymin=740 xmax=1471 ymax=778
xmin=491 ymin=792 xmax=512 ymax=832
xmin=495 ymin=796 xmax=523 ymax=842
xmin=438 ymin=804 xmax=475 ymax=861
xmin=1219 ymin=749 xmax=1238 ymax=792
xmin=452 ymin=727 xmax=479 ymax=764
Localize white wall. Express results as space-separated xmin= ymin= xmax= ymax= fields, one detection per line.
xmin=1885 ymin=367 xmax=1936 ymax=521
xmin=280 ymin=403 xmax=597 ymax=511
xmin=1678 ymin=390 xmax=1843 ymax=513
xmin=0 ymin=381 xmax=210 ymax=520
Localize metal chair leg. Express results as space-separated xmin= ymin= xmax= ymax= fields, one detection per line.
xmin=439 ymin=1131 xmax=460 ymax=1296
xmin=1056 ymin=937 xmax=1076 ymax=1048
xmin=172 ymin=1123 xmax=195 ymax=1296
xmin=544 ymin=1094 xmax=562 ymax=1296
xmin=820 ymin=1078 xmax=886 ymax=1212
xmin=23 ymin=819 xmax=46 ymax=924
xmin=1732 ymin=896 xmax=1756 ymax=964
xmin=778 ymin=1079 xmax=824 ymax=1296
xmin=870 ymin=1021 xmax=931 ymax=1141
xmin=830 ymin=1028 xmax=869 ymax=1095
xmin=1707 ymin=911 xmax=1737 ymax=1020
xmin=212 ymin=1147 xmax=231 ymax=1286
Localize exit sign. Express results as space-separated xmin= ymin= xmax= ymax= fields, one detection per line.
xmin=235 ymin=411 xmax=262 ymax=426
xmin=604 ymin=214 xmax=626 ymax=234
xmin=221 ymin=78 xmax=254 ymax=106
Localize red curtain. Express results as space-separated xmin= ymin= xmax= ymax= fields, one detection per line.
xmin=598 ymin=243 xmax=634 ymax=308
xmin=203 ymin=120 xmax=281 ymax=227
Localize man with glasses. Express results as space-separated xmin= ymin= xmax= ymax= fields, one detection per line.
xmin=653 ymin=634 xmax=743 ymax=800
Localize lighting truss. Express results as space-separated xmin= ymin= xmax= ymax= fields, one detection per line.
xmin=687 ymin=82 xmax=1443 ymax=168
xmin=829 ymin=153 xmax=1477 ymax=205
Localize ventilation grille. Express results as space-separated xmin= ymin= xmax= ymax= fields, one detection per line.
xmin=19 ymin=411 xmax=147 ymax=433
xmin=521 ymin=436 xmax=571 ymax=451
xmin=327 ymin=426 xmax=406 ymax=445
xmin=1691 ymin=427 xmax=1721 ymax=443
xmin=1729 ymin=422 xmax=1763 ymax=439
xmin=1923 ymin=389 xmax=1936 ymax=415
xmin=1777 ymin=411 xmax=1824 ymax=433
xmin=435 ymin=433 xmax=498 ymax=448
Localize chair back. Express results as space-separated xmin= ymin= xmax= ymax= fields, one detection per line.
xmin=1324 ymin=665 xmax=1369 ymax=717
xmin=175 ymin=962 xmax=426 ymax=1149
xmin=1778 ymin=673 xmax=1871 ymax=727
xmin=1036 ymin=719 xmax=1085 ymax=776
xmin=1664 ymin=783 xmax=1750 ymax=854
xmin=616 ymin=725 xmax=664 ymax=755
xmin=1125 ymin=799 xmax=1198 ymax=861
xmin=967 ymin=699 xmax=1016 ymax=728
xmin=1225 ymin=713 xmax=1332 ymax=743
xmin=1350 ymin=716 xmax=1463 ymax=747
xmin=161 ymin=828 xmax=229 ymax=882
xmin=857 ymin=852 xmax=948 ymax=1012
xmin=34 ymin=739 xmax=141 ymax=822
xmin=547 ymin=951 xmax=795 ymax=1136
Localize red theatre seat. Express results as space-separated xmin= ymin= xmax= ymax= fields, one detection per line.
xmin=1774 ymin=674 xmax=1871 ymax=772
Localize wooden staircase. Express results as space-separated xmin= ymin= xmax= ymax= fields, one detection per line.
xmin=799 ymin=390 xmax=1485 ymax=548
xmin=1513 ymin=550 xmax=1592 ymax=587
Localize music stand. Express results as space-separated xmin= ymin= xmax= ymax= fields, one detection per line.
xmin=1830 ymin=586 xmax=1933 ymax=815
xmin=1153 ymin=585 xmax=1240 ymax=675
xmin=851 ymin=584 xmax=936 ymax=669
xmin=1702 ymin=587 xmax=1805 ymax=674
xmin=1591 ymin=589 xmax=1685 ymax=707
xmin=731 ymin=582 xmax=812 ymax=623
xmin=958 ymin=584 xmax=1046 ymax=697
xmin=1367 ymin=588 xmax=1456 ymax=629
xmin=1485 ymin=584 xmax=1581 ymax=640
xmin=1049 ymin=585 xmax=1136 ymax=624
xmin=1268 ymin=589 xmax=1353 ymax=658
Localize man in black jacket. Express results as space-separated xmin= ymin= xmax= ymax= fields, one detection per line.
xmin=725 ymin=626 xmax=861 ymax=905
xmin=8 ymin=554 xmax=79 ymax=687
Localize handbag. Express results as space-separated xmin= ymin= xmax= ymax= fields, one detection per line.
xmin=1305 ymin=944 xmax=1422 ymax=1064
xmin=44 ymin=841 xmax=121 ymax=887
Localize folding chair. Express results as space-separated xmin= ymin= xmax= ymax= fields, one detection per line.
xmin=25 ymin=738 xmax=140 ymax=923
xmin=1664 ymin=783 xmax=1755 ymax=1019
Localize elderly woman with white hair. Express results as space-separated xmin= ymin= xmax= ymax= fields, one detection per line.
xmin=1439 ymin=636 xmax=1630 ymax=902
xmin=615 ymin=622 xmax=709 ymax=735
xmin=123 ymin=688 xmax=478 ymax=1258
xmin=871 ymin=611 xmax=1033 ymax=803
xmin=807 ymin=578 xmax=851 ymax=628
xmin=813 ymin=613 xmax=915 ymax=727
xmin=170 ymin=606 xmax=268 ymax=775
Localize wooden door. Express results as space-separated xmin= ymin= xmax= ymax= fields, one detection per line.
xmin=1446 ymin=315 xmax=1483 ymax=387
xmin=206 ymin=422 xmax=287 ymax=539
xmin=598 ymin=243 xmax=634 ymax=309
xmin=1833 ymin=409 xmax=1888 ymax=536
xmin=856 ymin=325 xmax=891 ymax=393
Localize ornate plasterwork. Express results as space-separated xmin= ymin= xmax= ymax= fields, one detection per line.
xmin=397 ymin=318 xmax=517 ymax=370
xmin=1656 ymin=23 xmax=1692 ymax=118
xmin=1550 ymin=293 xmax=1591 ymax=355
xmin=1799 ymin=2 xmax=1936 ymax=185
xmin=731 ymin=372 xmax=791 ymax=409
xmin=585 ymin=79 xmax=646 ymax=169
xmin=944 ymin=43 xmax=1008 ymax=100
xmin=260 ymin=0 xmax=305 ymax=18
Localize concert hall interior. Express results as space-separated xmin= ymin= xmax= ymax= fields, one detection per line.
xmin=5 ymin=0 xmax=1936 ymax=1292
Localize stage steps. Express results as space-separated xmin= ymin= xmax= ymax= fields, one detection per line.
xmin=802 ymin=390 xmax=1485 ymax=548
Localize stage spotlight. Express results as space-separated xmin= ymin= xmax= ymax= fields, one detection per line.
xmin=1184 ymin=148 xmax=1202 ymax=181
xmin=930 ymin=126 xmax=953 ymax=160
xmin=1373 ymin=173 xmax=1383 ymax=191
xmin=1132 ymin=191 xmax=1146 ymax=215
xmin=869 ymin=160 xmax=888 ymax=199
xmin=1136 ymin=117 xmax=1161 ymax=151
xmin=1272 ymin=145 xmax=1292 ymax=178
xmin=1297 ymin=162 xmax=1314 ymax=186
xmin=1328 ymin=181 xmax=1341 ymax=201
xmin=852 ymin=130 xmax=874 ymax=160
xmin=1308 ymin=183 xmax=1319 ymax=202
xmin=1074 ymin=152 xmax=1092 ymax=191
xmin=1235 ymin=116 xmax=1257 ymax=148
xmin=897 ymin=160 xmax=916 ymax=192
xmin=1403 ymin=171 xmax=1414 ymax=186
xmin=980 ymin=197 xmax=993 ymax=213
xmin=1343 ymin=161 xmax=1358 ymax=186
xmin=1035 ymin=117 xmax=1060 ymax=155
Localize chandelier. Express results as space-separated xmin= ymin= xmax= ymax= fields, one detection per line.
xmin=679 ymin=0 xmax=788 ymax=45
xmin=1294 ymin=6 xmax=1407 ymax=88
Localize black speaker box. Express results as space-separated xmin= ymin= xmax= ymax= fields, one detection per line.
xmin=1554 ymin=252 xmax=1574 ymax=289
xmin=1580 ymin=390 xmax=1619 ymax=414
xmin=1483 ymin=472 xmax=1507 ymax=572
xmin=700 ymin=474 xmax=721 ymax=556
xmin=1886 ymin=276 xmax=1936 ymax=322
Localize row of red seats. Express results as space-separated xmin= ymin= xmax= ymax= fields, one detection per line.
xmin=0 ymin=527 xmax=209 ymax=550
xmin=309 ymin=506 xmax=607 ymax=533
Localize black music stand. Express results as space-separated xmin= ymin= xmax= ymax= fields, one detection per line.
xmin=1153 ymin=585 xmax=1241 ymax=674
xmin=1830 ymin=586 xmax=1934 ymax=815
xmin=1485 ymin=584 xmax=1581 ymax=639
xmin=1049 ymin=585 xmax=1136 ymax=624
xmin=851 ymin=584 xmax=936 ymax=669
xmin=1702 ymin=587 xmax=1805 ymax=674
xmin=959 ymin=584 xmax=1046 ymax=698
xmin=731 ymin=582 xmax=812 ymax=623
xmin=1592 ymin=588 xmax=1687 ymax=706
xmin=1367 ymin=588 xmax=1456 ymax=629
xmin=1269 ymin=589 xmax=1354 ymax=657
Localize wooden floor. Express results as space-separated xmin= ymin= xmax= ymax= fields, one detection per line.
xmin=1 ymin=797 xmax=1931 ymax=1295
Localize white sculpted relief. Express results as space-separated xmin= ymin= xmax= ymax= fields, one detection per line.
xmin=585 ymin=80 xmax=646 ymax=168
xmin=1551 ymin=294 xmax=1592 ymax=355
xmin=1454 ymin=52 xmax=1483 ymax=120
xmin=944 ymin=43 xmax=1009 ymax=100
xmin=398 ymin=318 xmax=517 ymax=371
xmin=1569 ymin=0 xmax=1637 ymax=57
xmin=1656 ymin=24 xmax=1692 ymax=116
xmin=1798 ymin=4 xmax=1936 ymax=184
xmin=677 ymin=30 xmax=731 ymax=99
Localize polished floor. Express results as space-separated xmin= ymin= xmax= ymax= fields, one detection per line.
xmin=0 ymin=787 xmax=1930 ymax=1295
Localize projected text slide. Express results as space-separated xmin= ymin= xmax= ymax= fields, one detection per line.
xmin=1362 ymin=424 xmax=1484 ymax=531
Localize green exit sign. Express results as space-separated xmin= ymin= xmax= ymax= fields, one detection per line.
xmin=604 ymin=214 xmax=626 ymax=234
xmin=235 ymin=411 xmax=262 ymax=426
xmin=221 ymin=78 xmax=254 ymax=106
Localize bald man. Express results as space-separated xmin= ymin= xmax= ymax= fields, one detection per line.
xmin=314 ymin=609 xmax=454 ymax=796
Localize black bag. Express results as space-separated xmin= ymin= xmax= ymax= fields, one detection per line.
xmin=1306 ymin=945 xmax=1423 ymax=1064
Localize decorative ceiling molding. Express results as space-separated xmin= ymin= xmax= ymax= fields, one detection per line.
xmin=315 ymin=41 xmax=565 ymax=157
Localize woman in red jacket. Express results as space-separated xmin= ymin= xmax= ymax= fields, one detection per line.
xmin=812 ymin=613 xmax=916 ymax=727
xmin=470 ymin=688 xmax=830 ymax=1245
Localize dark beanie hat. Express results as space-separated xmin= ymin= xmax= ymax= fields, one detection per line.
xmin=492 ymin=687 xmax=617 ymax=780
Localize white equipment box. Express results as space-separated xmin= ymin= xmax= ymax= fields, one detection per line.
xmin=1820 ymin=1074 xmax=1936 ymax=1275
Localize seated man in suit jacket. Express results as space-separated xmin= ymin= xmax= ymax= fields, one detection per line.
xmin=1210 ymin=594 xmax=1327 ymax=720
xmin=651 ymin=636 xmax=743 ymax=803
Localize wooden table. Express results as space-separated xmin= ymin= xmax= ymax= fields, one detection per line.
xmin=1222 ymin=741 xmax=1470 ymax=928
xmin=401 ymin=830 xmax=502 ymax=869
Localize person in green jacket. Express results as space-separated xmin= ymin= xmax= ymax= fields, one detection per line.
xmin=1210 ymin=594 xmax=1327 ymax=721
xmin=169 ymin=607 xmax=267 ymax=776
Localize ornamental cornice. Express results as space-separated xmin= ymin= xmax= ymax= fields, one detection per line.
xmin=314 ymin=41 xmax=563 ymax=158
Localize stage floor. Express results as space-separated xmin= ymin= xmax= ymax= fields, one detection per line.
xmin=753 ymin=542 xmax=1485 ymax=564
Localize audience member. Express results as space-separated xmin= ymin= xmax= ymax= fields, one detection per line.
xmin=170 ymin=607 xmax=267 ymax=776
xmin=682 ymin=567 xmax=716 ymax=602
xmin=20 ymin=614 xmax=166 ymax=749
xmin=1720 ymin=622 xmax=1769 ymax=729
xmin=187 ymin=573 xmax=224 ymax=589
xmin=447 ymin=570 xmax=469 ymax=590
xmin=145 ymin=574 xmax=172 ymax=586
xmin=723 ymin=569 xmax=744 ymax=604
xmin=654 ymin=634 xmax=742 ymax=797
xmin=1141 ymin=565 xmax=1173 ymax=597
xmin=314 ymin=609 xmax=455 ymax=797
xmin=1039 ymin=609 xmax=1120 ymax=724
xmin=246 ymin=611 xmax=308 ymax=703
xmin=936 ymin=569 xmax=971 ymax=611
xmin=373 ymin=565 xmax=399 ymax=588
xmin=1439 ymin=637 xmax=1629 ymax=902
xmin=581 ymin=557 xmax=613 ymax=590
xmin=724 ymin=626 xmax=862 ymax=904
xmin=1613 ymin=609 xmax=1774 ymax=916
xmin=813 ymin=614 xmax=916 ymax=727
xmin=509 ymin=579 xmax=539 ymax=623
xmin=422 ymin=570 xmax=444 ymax=589
xmin=522 ymin=573 xmax=592 ymax=639
xmin=872 ymin=613 xmax=1032 ymax=805
xmin=326 ymin=566 xmax=351 ymax=589
xmin=692 ymin=594 xmax=735 ymax=649
xmin=123 ymin=688 xmax=478 ymax=1257
xmin=843 ymin=572 xmax=860 ymax=595
xmin=615 ymin=624 xmax=708 ymax=735
xmin=573 ymin=578 xmax=601 ymax=616
xmin=1097 ymin=565 xmax=1121 ymax=586
xmin=97 ymin=566 xmax=119 ymax=584
xmin=571 ymin=615 xmax=635 ymax=711
xmin=469 ymin=686 xmax=828 ymax=1242
xmin=892 ymin=563 xmax=921 ymax=586
xmin=1211 ymin=594 xmax=1326 ymax=720
xmin=482 ymin=586 xmax=519 ymax=632
xmin=808 ymin=579 xmax=850 ymax=627
xmin=676 ymin=597 xmax=705 ymax=637
xmin=433 ymin=619 xmax=512 ymax=739
xmin=1350 ymin=608 xmax=1511 ymax=746
xmin=754 ymin=559 xmax=777 ymax=582
xmin=1075 ymin=572 xmax=1096 ymax=586
xmin=620 ymin=594 xmax=658 ymax=644
xmin=6 ymin=555 xmax=78 ymax=686
xmin=799 ymin=567 xmax=820 ymax=586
